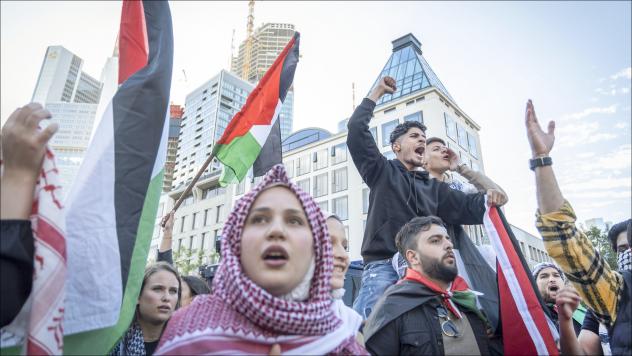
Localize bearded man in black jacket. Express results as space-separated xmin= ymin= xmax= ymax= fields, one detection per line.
xmin=347 ymin=76 xmax=506 ymax=321
xmin=363 ymin=216 xmax=502 ymax=355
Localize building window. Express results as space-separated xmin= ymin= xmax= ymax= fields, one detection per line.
xmin=236 ymin=180 xmax=245 ymax=195
xmin=333 ymin=196 xmax=348 ymax=221
xmin=314 ymin=149 xmax=328 ymax=170
xmin=471 ymin=160 xmax=480 ymax=172
xmin=384 ymin=150 xmax=396 ymax=160
xmin=313 ymin=173 xmax=328 ymax=198
xmin=466 ymin=131 xmax=479 ymax=158
xmin=519 ymin=242 xmax=526 ymax=255
xmin=369 ymin=127 xmax=378 ymax=145
xmin=182 ymin=194 xmax=194 ymax=206
xmin=457 ymin=124 xmax=468 ymax=150
xmin=201 ymin=232 xmax=208 ymax=251
xmin=284 ymin=160 xmax=294 ymax=178
xmin=204 ymin=209 xmax=211 ymax=226
xmin=191 ymin=212 xmax=197 ymax=230
xmin=297 ymin=178 xmax=310 ymax=194
xmin=362 ymin=188 xmax=369 ymax=214
xmin=316 ymin=200 xmax=328 ymax=212
xmin=180 ymin=216 xmax=186 ymax=233
xmin=404 ymin=111 xmax=423 ymax=124
xmin=216 ymin=204 xmax=224 ymax=223
xmin=188 ymin=236 xmax=194 ymax=250
xmin=332 ymin=167 xmax=348 ymax=193
xmin=297 ymin=155 xmax=310 ymax=176
xmin=444 ymin=113 xmax=457 ymax=141
xmin=331 ymin=143 xmax=347 ymax=165
xmin=178 ymin=238 xmax=183 ymax=251
xmin=381 ymin=119 xmax=399 ymax=147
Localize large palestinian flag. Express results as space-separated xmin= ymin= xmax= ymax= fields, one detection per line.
xmin=483 ymin=206 xmax=559 ymax=355
xmin=0 ymin=2 xmax=173 ymax=355
xmin=214 ymin=33 xmax=300 ymax=185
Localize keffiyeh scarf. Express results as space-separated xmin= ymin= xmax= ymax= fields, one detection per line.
xmin=156 ymin=165 xmax=366 ymax=355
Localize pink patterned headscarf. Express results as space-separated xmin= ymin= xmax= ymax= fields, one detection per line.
xmin=156 ymin=165 xmax=366 ymax=355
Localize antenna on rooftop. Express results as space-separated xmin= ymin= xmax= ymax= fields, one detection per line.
xmin=352 ymin=82 xmax=356 ymax=111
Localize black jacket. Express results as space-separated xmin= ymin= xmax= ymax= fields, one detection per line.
xmin=1 ymin=220 xmax=34 ymax=327
xmin=347 ymin=98 xmax=486 ymax=263
xmin=364 ymin=280 xmax=502 ymax=356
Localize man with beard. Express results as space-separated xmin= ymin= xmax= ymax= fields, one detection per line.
xmin=347 ymin=76 xmax=506 ymax=320
xmin=532 ymin=262 xmax=582 ymax=335
xmin=363 ymin=216 xmax=502 ymax=355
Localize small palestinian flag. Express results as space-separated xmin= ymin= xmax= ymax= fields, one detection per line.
xmin=214 ymin=33 xmax=300 ymax=185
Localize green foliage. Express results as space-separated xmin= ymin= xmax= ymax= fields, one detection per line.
xmin=173 ymin=247 xmax=220 ymax=275
xmin=584 ymin=226 xmax=618 ymax=270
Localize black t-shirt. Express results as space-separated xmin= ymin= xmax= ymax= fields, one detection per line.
xmin=145 ymin=340 xmax=159 ymax=356
xmin=581 ymin=309 xmax=600 ymax=334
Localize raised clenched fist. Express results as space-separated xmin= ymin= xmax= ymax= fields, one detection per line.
xmin=368 ymin=76 xmax=397 ymax=103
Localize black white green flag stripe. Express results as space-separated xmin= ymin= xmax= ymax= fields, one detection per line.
xmin=0 ymin=2 xmax=172 ymax=354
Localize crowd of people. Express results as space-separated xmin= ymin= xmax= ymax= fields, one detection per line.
xmin=1 ymin=78 xmax=630 ymax=355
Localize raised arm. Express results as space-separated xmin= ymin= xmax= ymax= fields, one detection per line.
xmin=526 ymin=99 xmax=623 ymax=325
xmin=447 ymin=148 xmax=508 ymax=203
xmin=157 ymin=212 xmax=174 ymax=265
xmin=347 ymin=77 xmax=395 ymax=187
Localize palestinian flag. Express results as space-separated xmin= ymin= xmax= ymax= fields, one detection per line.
xmin=482 ymin=206 xmax=559 ymax=355
xmin=214 ymin=33 xmax=300 ymax=185
xmin=0 ymin=2 xmax=172 ymax=354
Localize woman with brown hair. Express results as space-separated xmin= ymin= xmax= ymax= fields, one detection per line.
xmin=111 ymin=262 xmax=181 ymax=356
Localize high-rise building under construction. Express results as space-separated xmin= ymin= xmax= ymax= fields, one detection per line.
xmin=230 ymin=23 xmax=296 ymax=140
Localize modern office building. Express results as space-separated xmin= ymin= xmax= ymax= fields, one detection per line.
xmin=30 ymin=46 xmax=103 ymax=196
xmin=230 ymin=23 xmax=296 ymax=139
xmin=172 ymin=70 xmax=254 ymax=190
xmin=46 ymin=102 xmax=98 ymax=196
xmin=164 ymin=104 xmax=184 ymax=192
xmin=32 ymin=46 xmax=102 ymax=105
xmin=150 ymin=33 xmax=550 ymax=268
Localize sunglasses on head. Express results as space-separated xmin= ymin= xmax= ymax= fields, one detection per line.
xmin=436 ymin=305 xmax=461 ymax=337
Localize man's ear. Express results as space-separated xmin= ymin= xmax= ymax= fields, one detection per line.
xmin=406 ymin=249 xmax=419 ymax=266
xmin=393 ymin=142 xmax=400 ymax=153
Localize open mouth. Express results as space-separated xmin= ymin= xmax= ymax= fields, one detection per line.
xmin=262 ymin=245 xmax=289 ymax=267
xmin=548 ymin=285 xmax=559 ymax=293
xmin=333 ymin=264 xmax=346 ymax=273
xmin=414 ymin=147 xmax=424 ymax=156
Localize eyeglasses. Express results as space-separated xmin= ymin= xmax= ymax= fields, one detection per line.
xmin=436 ymin=305 xmax=461 ymax=337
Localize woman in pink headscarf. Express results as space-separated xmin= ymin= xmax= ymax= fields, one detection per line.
xmin=156 ymin=165 xmax=367 ymax=355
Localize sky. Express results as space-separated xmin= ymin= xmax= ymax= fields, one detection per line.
xmin=1 ymin=1 xmax=630 ymax=236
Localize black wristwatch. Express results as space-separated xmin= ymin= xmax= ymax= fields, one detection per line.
xmin=529 ymin=156 xmax=552 ymax=171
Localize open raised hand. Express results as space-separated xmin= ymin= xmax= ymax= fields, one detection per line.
xmin=525 ymin=99 xmax=555 ymax=158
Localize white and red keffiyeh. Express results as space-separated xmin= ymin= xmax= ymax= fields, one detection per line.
xmin=1 ymin=147 xmax=66 ymax=355
xmin=156 ymin=164 xmax=366 ymax=355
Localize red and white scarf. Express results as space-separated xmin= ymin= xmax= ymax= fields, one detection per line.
xmin=1 ymin=147 xmax=67 ymax=355
xmin=156 ymin=164 xmax=366 ymax=355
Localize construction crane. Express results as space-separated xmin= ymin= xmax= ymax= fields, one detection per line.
xmin=241 ymin=0 xmax=255 ymax=81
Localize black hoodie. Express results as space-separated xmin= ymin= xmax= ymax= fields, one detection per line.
xmin=347 ymin=98 xmax=486 ymax=263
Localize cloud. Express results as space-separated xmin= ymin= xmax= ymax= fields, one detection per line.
xmin=557 ymin=121 xmax=617 ymax=147
xmin=610 ymin=67 xmax=632 ymax=80
xmin=595 ymin=144 xmax=632 ymax=170
xmin=614 ymin=122 xmax=628 ymax=129
xmin=560 ymin=104 xmax=617 ymax=121
xmin=563 ymin=177 xmax=631 ymax=193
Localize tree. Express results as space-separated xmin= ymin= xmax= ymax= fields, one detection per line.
xmin=173 ymin=247 xmax=221 ymax=276
xmin=584 ymin=226 xmax=617 ymax=270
